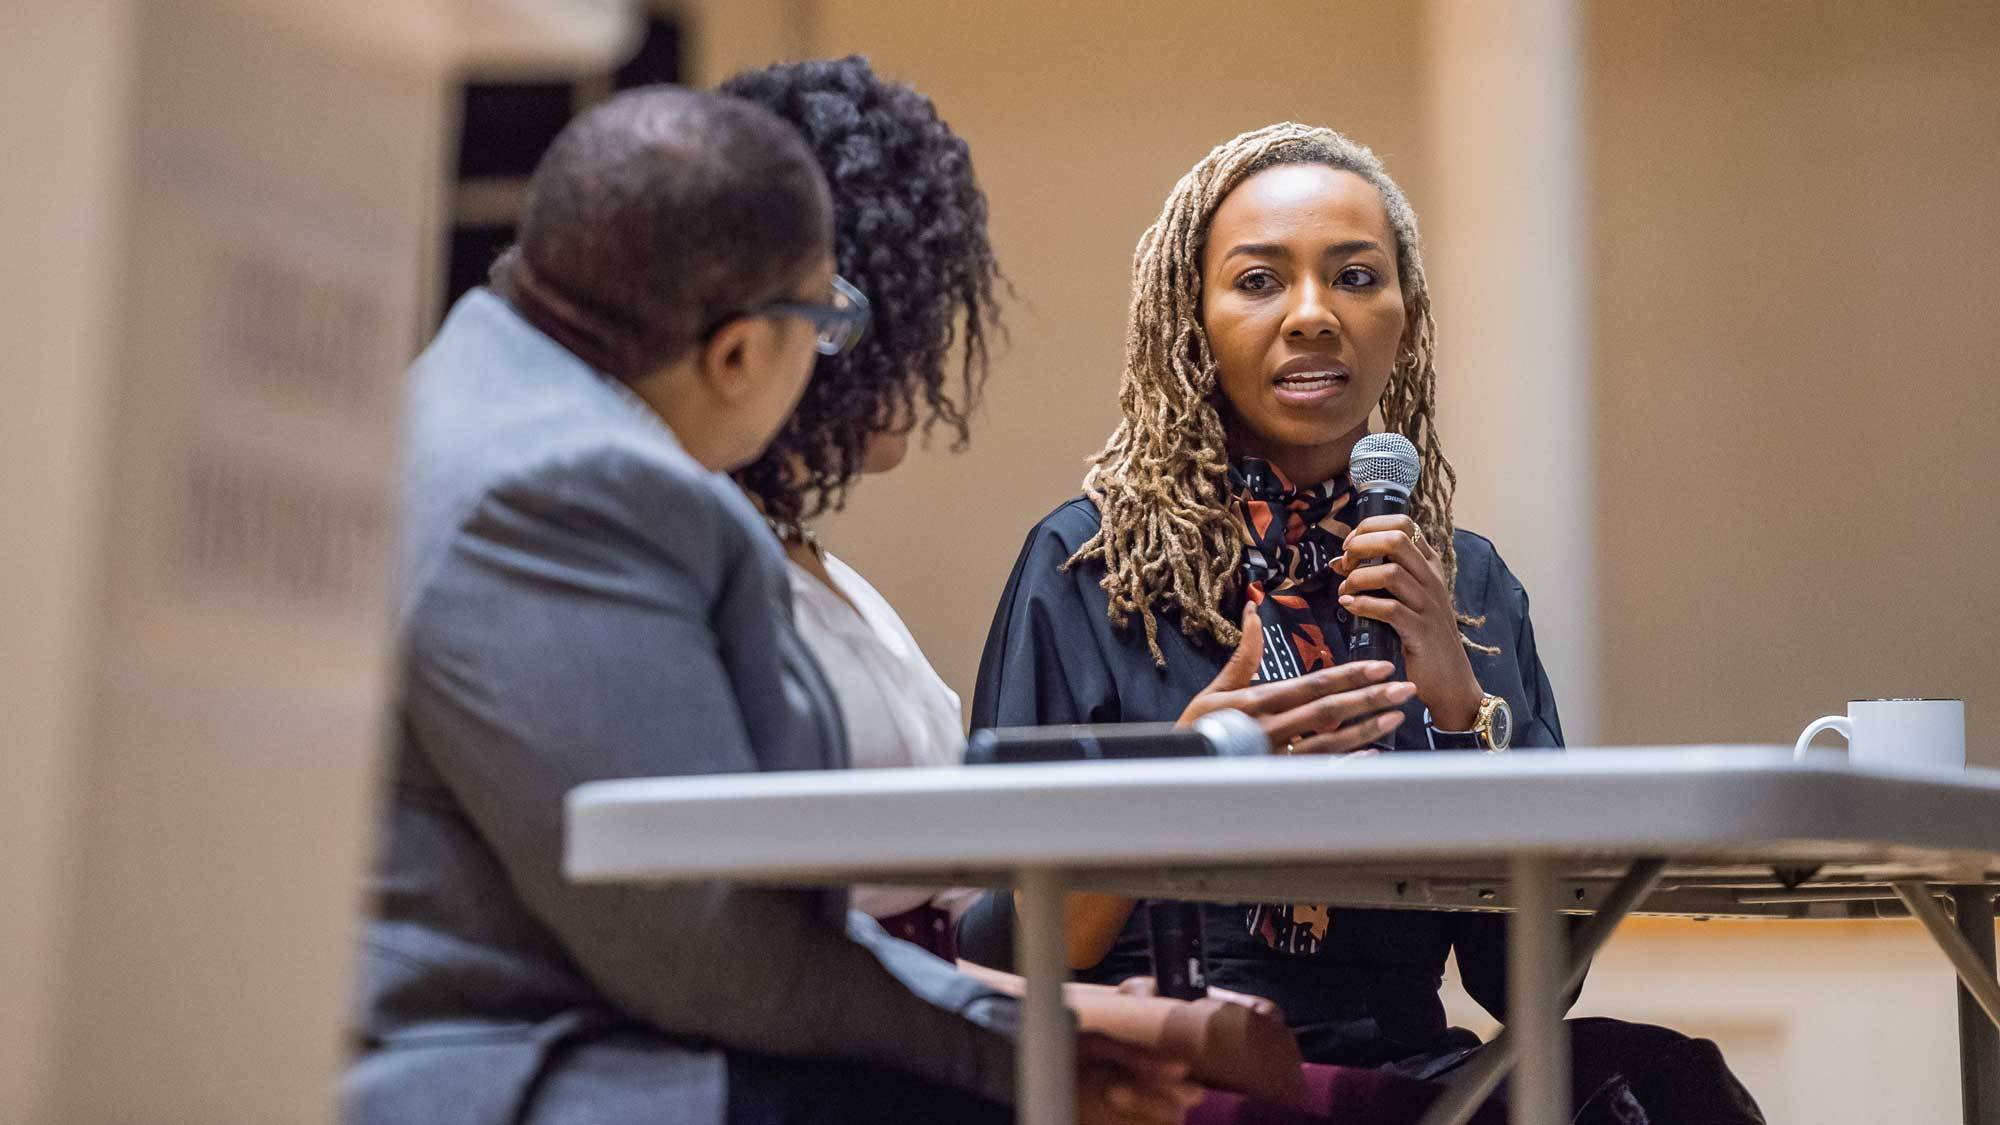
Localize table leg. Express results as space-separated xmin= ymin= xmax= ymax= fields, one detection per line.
xmin=1509 ymin=854 xmax=1567 ymax=1125
xmin=1891 ymin=882 xmax=2000 ymax=1030
xmin=1015 ymin=868 xmax=1075 ymax=1125
xmin=1413 ymin=859 xmax=1665 ymax=1125
xmin=1892 ymin=882 xmax=2000 ymax=1125
xmin=1950 ymin=887 xmax=2000 ymax=1125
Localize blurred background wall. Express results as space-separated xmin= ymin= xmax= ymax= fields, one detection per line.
xmin=1586 ymin=1 xmax=2000 ymax=749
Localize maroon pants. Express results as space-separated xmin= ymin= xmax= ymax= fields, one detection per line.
xmin=873 ymin=903 xmax=958 ymax=961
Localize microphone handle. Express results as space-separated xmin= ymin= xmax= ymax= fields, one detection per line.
xmin=964 ymin=712 xmax=1265 ymax=766
xmin=1146 ymin=900 xmax=1209 ymax=1000
xmin=1345 ymin=485 xmax=1411 ymax=666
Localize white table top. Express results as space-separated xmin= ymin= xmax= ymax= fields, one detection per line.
xmin=565 ymin=747 xmax=2000 ymax=917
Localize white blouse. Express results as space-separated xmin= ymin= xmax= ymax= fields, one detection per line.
xmin=786 ymin=550 xmax=982 ymax=920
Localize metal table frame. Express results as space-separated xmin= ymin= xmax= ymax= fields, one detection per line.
xmin=1019 ymin=858 xmax=2000 ymax=1125
xmin=564 ymin=748 xmax=2000 ymax=1125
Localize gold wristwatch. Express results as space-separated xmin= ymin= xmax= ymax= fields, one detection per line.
xmin=1471 ymin=692 xmax=1513 ymax=752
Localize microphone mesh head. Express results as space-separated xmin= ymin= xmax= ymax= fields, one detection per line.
xmin=1349 ymin=432 xmax=1420 ymax=492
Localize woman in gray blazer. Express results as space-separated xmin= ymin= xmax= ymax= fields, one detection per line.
xmin=343 ymin=86 xmax=1193 ymax=1125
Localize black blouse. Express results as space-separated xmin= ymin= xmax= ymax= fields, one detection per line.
xmin=969 ymin=497 xmax=1569 ymax=1066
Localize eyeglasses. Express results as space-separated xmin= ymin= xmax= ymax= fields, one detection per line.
xmin=727 ymin=274 xmax=872 ymax=356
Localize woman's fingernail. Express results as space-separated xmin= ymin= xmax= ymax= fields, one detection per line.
xmin=1380 ymin=712 xmax=1405 ymax=729
xmin=1339 ymin=595 xmax=1354 ymax=606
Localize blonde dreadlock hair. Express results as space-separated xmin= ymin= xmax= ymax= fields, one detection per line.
xmin=1069 ymin=122 xmax=1488 ymax=664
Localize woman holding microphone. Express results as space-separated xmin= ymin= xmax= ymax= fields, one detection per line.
xmin=971 ymin=123 xmax=1763 ymax=1123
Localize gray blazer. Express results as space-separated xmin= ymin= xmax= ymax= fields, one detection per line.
xmin=343 ymin=290 xmax=1017 ymax=1124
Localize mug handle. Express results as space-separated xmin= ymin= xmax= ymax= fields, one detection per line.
xmin=1793 ymin=715 xmax=1853 ymax=760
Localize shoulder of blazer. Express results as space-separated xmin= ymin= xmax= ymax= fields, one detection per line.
xmin=400 ymin=290 xmax=770 ymax=620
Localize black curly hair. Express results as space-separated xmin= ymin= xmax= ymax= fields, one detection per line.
xmin=719 ymin=56 xmax=1004 ymax=531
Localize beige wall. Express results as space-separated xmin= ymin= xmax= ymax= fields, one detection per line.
xmin=1423 ymin=0 xmax=1597 ymax=739
xmin=0 ymin=4 xmax=132 ymax=1119
xmin=1589 ymin=2 xmax=2000 ymax=757
xmin=673 ymin=0 xmax=814 ymax=86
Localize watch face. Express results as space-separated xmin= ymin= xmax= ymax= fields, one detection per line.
xmin=1488 ymin=696 xmax=1513 ymax=750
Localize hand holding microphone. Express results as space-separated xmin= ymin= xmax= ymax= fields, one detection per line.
xmin=1333 ymin=433 xmax=1483 ymax=732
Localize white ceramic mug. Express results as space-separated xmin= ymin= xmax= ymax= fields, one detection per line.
xmin=1792 ymin=698 xmax=1965 ymax=769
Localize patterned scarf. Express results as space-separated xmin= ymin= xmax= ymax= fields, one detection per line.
xmin=1228 ymin=457 xmax=1357 ymax=685
xmin=1227 ymin=456 xmax=1358 ymax=956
